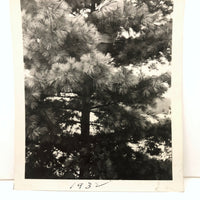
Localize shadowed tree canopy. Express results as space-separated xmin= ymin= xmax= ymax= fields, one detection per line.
xmin=21 ymin=0 xmax=173 ymax=179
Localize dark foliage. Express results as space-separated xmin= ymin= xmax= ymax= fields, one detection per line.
xmin=22 ymin=0 xmax=173 ymax=180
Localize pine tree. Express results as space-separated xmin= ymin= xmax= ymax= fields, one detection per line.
xmin=22 ymin=0 xmax=173 ymax=179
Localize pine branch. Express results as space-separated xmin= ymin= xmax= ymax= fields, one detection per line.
xmin=90 ymin=102 xmax=116 ymax=110
xmin=39 ymin=108 xmax=61 ymax=135
xmin=90 ymin=123 xmax=103 ymax=127
xmin=60 ymin=107 xmax=82 ymax=111
xmin=67 ymin=120 xmax=81 ymax=124
xmin=54 ymin=0 xmax=64 ymax=11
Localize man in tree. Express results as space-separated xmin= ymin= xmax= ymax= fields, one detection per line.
xmin=88 ymin=0 xmax=124 ymax=50
xmin=92 ymin=0 xmax=124 ymax=18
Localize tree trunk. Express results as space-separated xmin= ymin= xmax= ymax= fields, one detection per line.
xmin=79 ymin=84 xmax=91 ymax=179
xmin=81 ymin=95 xmax=90 ymax=138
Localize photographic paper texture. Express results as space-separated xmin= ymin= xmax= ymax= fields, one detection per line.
xmin=12 ymin=0 xmax=184 ymax=191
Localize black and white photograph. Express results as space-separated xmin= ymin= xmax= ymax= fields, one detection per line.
xmin=12 ymin=0 xmax=184 ymax=191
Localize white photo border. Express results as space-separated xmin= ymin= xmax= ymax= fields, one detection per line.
xmin=11 ymin=0 xmax=184 ymax=191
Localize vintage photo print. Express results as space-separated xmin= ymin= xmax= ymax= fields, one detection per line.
xmin=12 ymin=0 xmax=184 ymax=191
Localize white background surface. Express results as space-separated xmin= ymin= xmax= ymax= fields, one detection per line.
xmin=0 ymin=0 xmax=14 ymax=179
xmin=0 ymin=0 xmax=200 ymax=197
xmin=183 ymin=0 xmax=200 ymax=177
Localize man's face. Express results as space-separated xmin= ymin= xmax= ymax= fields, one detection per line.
xmin=65 ymin=0 xmax=92 ymax=10
xmin=84 ymin=0 xmax=92 ymax=7
xmin=79 ymin=0 xmax=91 ymax=8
